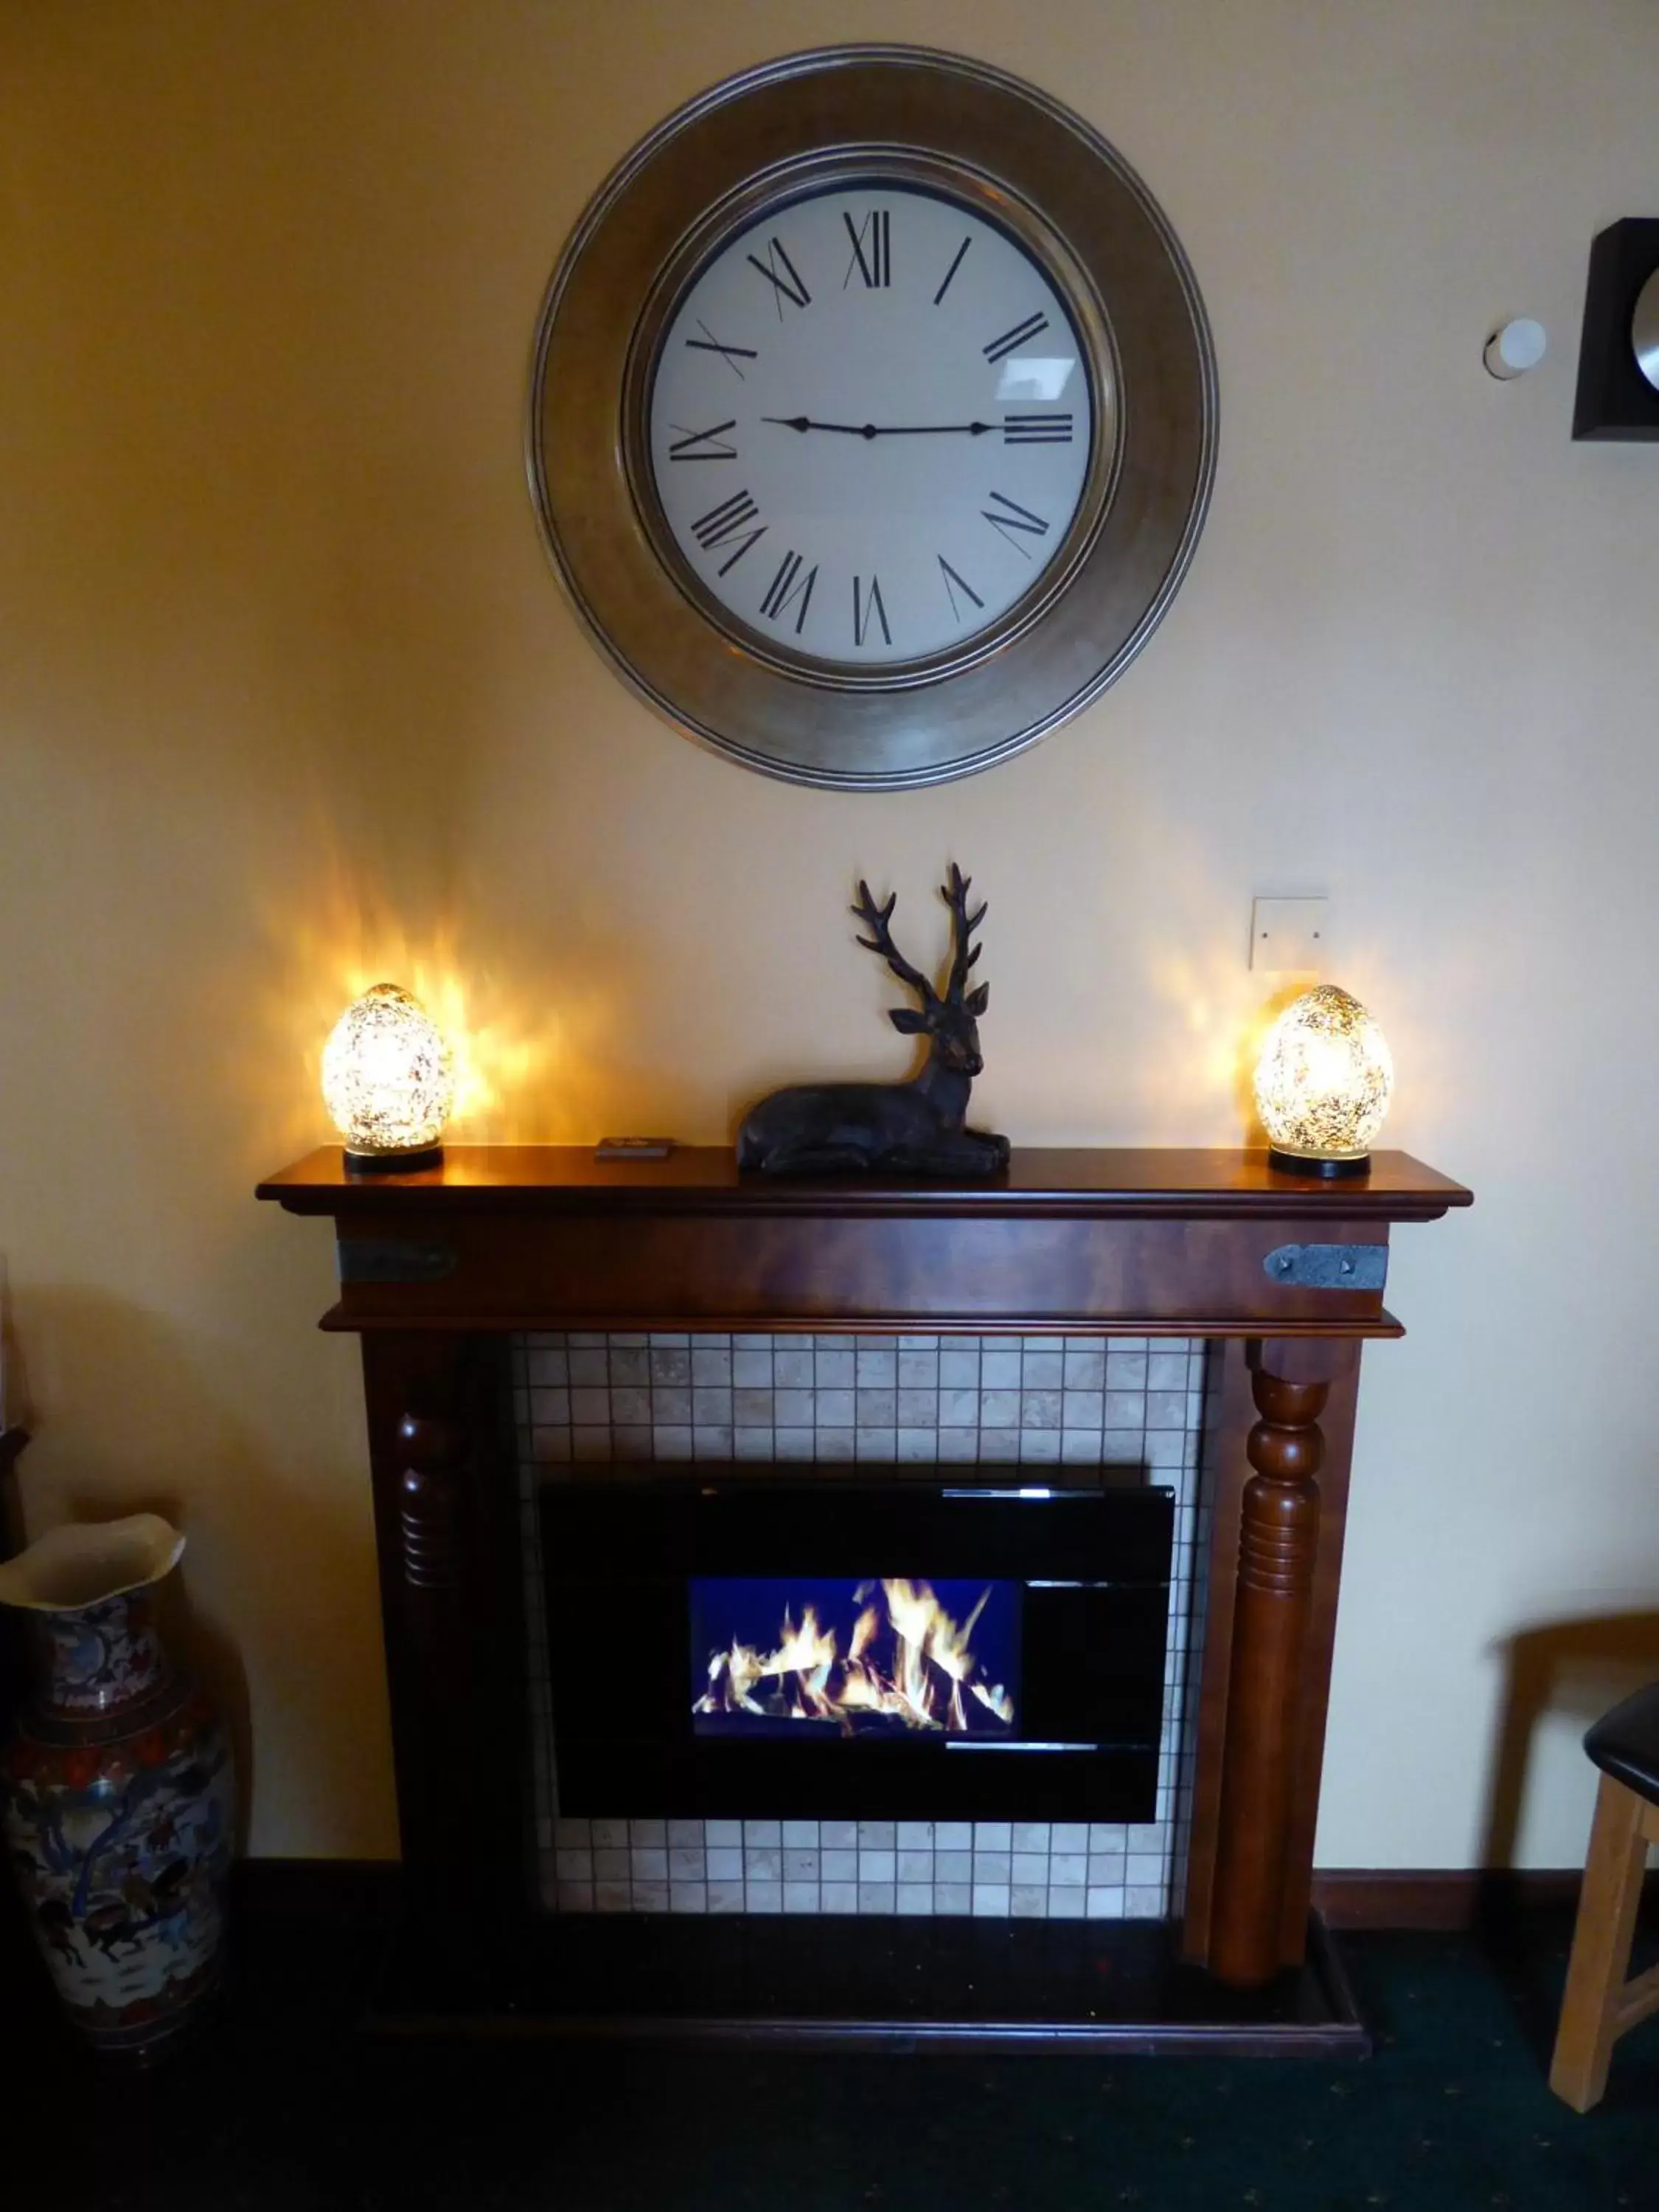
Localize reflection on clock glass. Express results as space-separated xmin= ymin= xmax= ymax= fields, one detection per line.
xmin=647 ymin=182 xmax=1100 ymax=669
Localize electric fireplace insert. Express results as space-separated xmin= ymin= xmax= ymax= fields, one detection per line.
xmin=540 ymin=1476 xmax=1173 ymax=1822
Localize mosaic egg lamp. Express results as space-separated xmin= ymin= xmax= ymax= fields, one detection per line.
xmin=1253 ymin=984 xmax=1394 ymax=1178
xmin=321 ymin=981 xmax=454 ymax=1171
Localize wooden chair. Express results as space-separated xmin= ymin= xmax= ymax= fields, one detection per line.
xmin=1550 ymin=1681 xmax=1659 ymax=2110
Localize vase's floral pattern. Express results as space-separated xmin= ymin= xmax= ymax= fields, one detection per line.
xmin=2 ymin=1587 xmax=234 ymax=2052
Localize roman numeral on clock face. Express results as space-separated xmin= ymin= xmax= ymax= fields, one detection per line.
xmin=937 ymin=554 xmax=984 ymax=623
xmin=982 ymin=490 xmax=1051 ymax=556
xmin=1004 ymin=413 xmax=1074 ymax=444
xmin=853 ymin=574 xmax=891 ymax=647
xmin=933 ymin=235 xmax=972 ymax=306
xmin=747 ymin=237 xmax=811 ymax=315
xmin=759 ymin=549 xmax=818 ymax=632
xmin=690 ymin=490 xmax=767 ymax=573
xmin=668 ymin=419 xmax=737 ymax=462
xmin=842 ymin=209 xmax=891 ymax=289
xmin=684 ymin=319 xmax=757 ymax=378
xmin=984 ymin=311 xmax=1049 ymax=363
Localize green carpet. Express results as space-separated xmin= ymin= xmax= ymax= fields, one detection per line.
xmin=5 ymin=1916 xmax=1657 ymax=2208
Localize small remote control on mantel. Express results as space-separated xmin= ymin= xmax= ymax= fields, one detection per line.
xmin=594 ymin=1137 xmax=675 ymax=1161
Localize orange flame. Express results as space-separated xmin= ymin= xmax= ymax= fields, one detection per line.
xmin=693 ymin=1579 xmax=1013 ymax=1736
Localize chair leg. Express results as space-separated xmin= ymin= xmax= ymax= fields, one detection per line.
xmin=1550 ymin=1773 xmax=1649 ymax=2112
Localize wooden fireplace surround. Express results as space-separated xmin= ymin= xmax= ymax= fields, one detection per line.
xmin=257 ymin=1145 xmax=1470 ymax=1998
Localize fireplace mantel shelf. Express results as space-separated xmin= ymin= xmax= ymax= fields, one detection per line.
xmin=257 ymin=1141 xmax=1471 ymax=2037
xmin=257 ymin=1144 xmax=1469 ymax=1343
xmin=259 ymin=1144 xmax=1469 ymax=1220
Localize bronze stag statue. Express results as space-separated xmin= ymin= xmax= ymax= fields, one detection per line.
xmin=736 ymin=866 xmax=1011 ymax=1178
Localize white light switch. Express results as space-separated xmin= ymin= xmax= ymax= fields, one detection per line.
xmin=1250 ymin=897 xmax=1329 ymax=973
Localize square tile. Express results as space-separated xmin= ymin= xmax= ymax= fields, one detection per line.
xmin=815 ymin=1388 xmax=855 ymax=1427
xmin=897 ymin=1820 xmax=934 ymax=1848
xmin=670 ymin=1882 xmax=706 ymax=1913
xmin=669 ymin=1848 xmax=706 ymax=1881
xmin=821 ymin=1882 xmax=858 ymax=1914
xmin=1011 ymin=1853 xmax=1048 ymax=1885
xmin=744 ymin=1819 xmax=782 ymax=1846
xmin=630 ymin=1848 xmax=667 ymax=1882
xmin=1011 ymin=1885 xmax=1048 ymax=1919
xmin=707 ymin=1881 xmax=745 ymax=1914
xmin=732 ymin=1349 xmax=773 ymax=1388
xmin=692 ymin=1347 xmax=732 ymax=1385
xmin=1022 ymin=1352 xmax=1064 ymax=1389
xmin=935 ymin=1850 xmax=973 ymax=1883
xmin=633 ymin=1882 xmax=670 ymax=1914
xmin=897 ymin=1429 xmax=939 ymax=1462
xmin=651 ymin=1386 xmax=692 ymax=1424
xmin=939 ymin=1349 xmax=979 ymax=1389
xmin=595 ymin=1881 xmax=633 ymax=1913
xmin=774 ymin=1347 xmax=815 ymax=1388
xmin=856 ymin=1347 xmax=897 ymax=1387
xmin=856 ymin=1388 xmax=897 ymax=1425
xmin=783 ymin=1881 xmax=820 ymax=1913
xmin=897 ymin=1883 xmax=934 ymax=1915
xmin=785 ymin=1849 xmax=819 ymax=1881
xmin=939 ymin=1427 xmax=978 ymax=1461
xmin=745 ymin=1881 xmax=782 ymax=1914
xmin=650 ymin=1349 xmax=691 ymax=1386
xmin=733 ymin=1389 xmax=774 ymax=1426
xmin=815 ymin=1350 xmax=855 ymax=1388
xmin=568 ymin=1349 xmax=608 ymax=1386
xmin=933 ymin=1882 xmax=973 ymax=1916
xmin=859 ymin=1848 xmax=896 ymax=1882
xmin=706 ymin=1847 xmax=742 ymax=1881
xmin=974 ymin=1822 xmax=1012 ymax=1851
xmin=858 ymin=1883 xmax=897 ymax=1915
xmin=821 ymin=1820 xmax=858 ymax=1850
xmin=974 ymin=1852 xmax=1012 ymax=1884
xmin=1012 ymin=1820 xmax=1052 ymax=1852
xmin=856 ymin=1428 xmax=898 ymax=1460
xmin=629 ymin=1818 xmax=666 ymax=1846
xmin=782 ymin=1818 xmax=819 ymax=1847
xmin=821 ymin=1848 xmax=858 ymax=1882
xmin=1048 ymin=1887 xmax=1088 ymax=1919
xmin=898 ymin=1350 xmax=939 ymax=1387
xmin=897 ymin=1850 xmax=934 ymax=1883
xmin=972 ymin=1883 xmax=1011 ymax=1916
xmin=1086 ymin=1887 xmax=1127 ymax=1920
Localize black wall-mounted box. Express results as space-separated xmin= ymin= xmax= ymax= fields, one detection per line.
xmin=1573 ymin=218 xmax=1659 ymax=442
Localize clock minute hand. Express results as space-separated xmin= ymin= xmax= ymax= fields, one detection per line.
xmin=762 ymin=415 xmax=995 ymax=439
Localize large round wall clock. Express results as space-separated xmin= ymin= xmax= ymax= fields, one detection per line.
xmin=528 ymin=46 xmax=1217 ymax=790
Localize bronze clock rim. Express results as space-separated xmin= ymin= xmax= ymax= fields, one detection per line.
xmin=526 ymin=44 xmax=1218 ymax=791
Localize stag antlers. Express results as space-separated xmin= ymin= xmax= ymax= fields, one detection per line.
xmin=852 ymin=864 xmax=987 ymax=1010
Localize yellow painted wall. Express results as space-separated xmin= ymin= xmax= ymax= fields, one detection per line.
xmin=4 ymin=1 xmax=1658 ymax=1865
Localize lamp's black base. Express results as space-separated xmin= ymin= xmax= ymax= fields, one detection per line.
xmin=342 ymin=1144 xmax=445 ymax=1175
xmin=1266 ymin=1149 xmax=1370 ymax=1180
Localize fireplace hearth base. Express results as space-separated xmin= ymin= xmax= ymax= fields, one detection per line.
xmin=366 ymin=1908 xmax=1367 ymax=2056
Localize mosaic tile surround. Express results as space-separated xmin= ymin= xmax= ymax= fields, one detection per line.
xmin=514 ymin=1333 xmax=1214 ymax=1922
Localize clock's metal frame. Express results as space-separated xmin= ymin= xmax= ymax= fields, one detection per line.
xmin=527 ymin=46 xmax=1217 ymax=791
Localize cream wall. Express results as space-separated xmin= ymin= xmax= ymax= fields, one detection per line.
xmin=3 ymin=0 xmax=1657 ymax=1865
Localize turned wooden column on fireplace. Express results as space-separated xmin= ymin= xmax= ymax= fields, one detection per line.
xmin=257 ymin=1146 xmax=1470 ymax=2006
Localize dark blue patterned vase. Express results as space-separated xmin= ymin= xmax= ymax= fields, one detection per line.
xmin=0 ymin=1515 xmax=234 ymax=2056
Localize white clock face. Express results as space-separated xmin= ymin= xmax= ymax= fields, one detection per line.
xmin=647 ymin=181 xmax=1100 ymax=672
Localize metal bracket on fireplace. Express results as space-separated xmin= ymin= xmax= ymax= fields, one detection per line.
xmin=1262 ymin=1242 xmax=1388 ymax=1292
xmin=336 ymin=1237 xmax=459 ymax=1284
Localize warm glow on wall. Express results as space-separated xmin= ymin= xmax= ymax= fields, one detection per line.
xmin=321 ymin=983 xmax=455 ymax=1169
xmin=1253 ymin=984 xmax=1394 ymax=1177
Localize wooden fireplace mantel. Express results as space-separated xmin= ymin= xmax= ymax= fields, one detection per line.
xmin=257 ymin=1144 xmax=1470 ymax=2003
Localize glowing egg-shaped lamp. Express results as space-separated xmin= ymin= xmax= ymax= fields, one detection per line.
xmin=1253 ymin=984 xmax=1394 ymax=1178
xmin=321 ymin=982 xmax=454 ymax=1171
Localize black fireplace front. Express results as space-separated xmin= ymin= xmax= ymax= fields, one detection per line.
xmin=540 ymin=1475 xmax=1173 ymax=1822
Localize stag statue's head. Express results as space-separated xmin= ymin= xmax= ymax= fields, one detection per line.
xmin=852 ymin=864 xmax=990 ymax=1077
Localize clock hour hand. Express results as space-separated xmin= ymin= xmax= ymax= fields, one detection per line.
xmin=762 ymin=415 xmax=994 ymax=439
